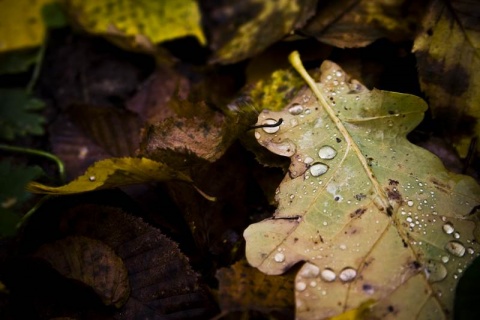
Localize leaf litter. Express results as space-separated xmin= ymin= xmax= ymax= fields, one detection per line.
xmin=244 ymin=52 xmax=480 ymax=319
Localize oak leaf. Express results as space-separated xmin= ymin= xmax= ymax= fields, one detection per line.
xmin=244 ymin=52 xmax=480 ymax=319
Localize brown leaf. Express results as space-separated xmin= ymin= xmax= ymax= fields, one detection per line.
xmin=140 ymin=98 xmax=235 ymax=163
xmin=35 ymin=236 xmax=130 ymax=308
xmin=303 ymin=0 xmax=423 ymax=48
xmin=216 ymin=259 xmax=294 ymax=317
xmin=60 ymin=205 xmax=216 ymax=319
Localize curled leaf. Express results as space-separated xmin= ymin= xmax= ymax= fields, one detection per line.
xmin=27 ymin=157 xmax=214 ymax=200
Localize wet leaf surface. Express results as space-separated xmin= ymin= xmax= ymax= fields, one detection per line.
xmin=35 ymin=235 xmax=130 ymax=308
xmin=244 ymin=53 xmax=480 ymax=319
xmin=413 ymin=0 xmax=480 ymax=158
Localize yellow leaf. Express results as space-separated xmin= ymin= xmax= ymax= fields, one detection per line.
xmin=27 ymin=157 xmax=193 ymax=194
xmin=64 ymin=0 xmax=206 ymax=51
xmin=0 ymin=0 xmax=54 ymax=52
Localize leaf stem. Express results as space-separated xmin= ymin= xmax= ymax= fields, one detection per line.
xmin=288 ymin=51 xmax=391 ymax=212
xmin=0 ymin=144 xmax=66 ymax=183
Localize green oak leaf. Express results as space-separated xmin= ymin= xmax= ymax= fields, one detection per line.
xmin=244 ymin=52 xmax=480 ymax=319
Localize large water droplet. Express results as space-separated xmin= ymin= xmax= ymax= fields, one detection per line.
xmin=320 ymin=268 xmax=336 ymax=282
xmin=295 ymin=281 xmax=307 ymax=291
xmin=339 ymin=267 xmax=357 ymax=282
xmin=445 ymin=241 xmax=466 ymax=257
xmin=442 ymin=222 xmax=454 ymax=235
xmin=288 ymin=103 xmax=304 ymax=115
xmin=425 ymin=260 xmax=448 ymax=282
xmin=274 ymin=253 xmax=285 ymax=263
xmin=318 ymin=146 xmax=337 ymax=160
xmin=310 ymin=163 xmax=328 ymax=177
xmin=299 ymin=263 xmax=320 ymax=278
xmin=261 ymin=118 xmax=281 ymax=133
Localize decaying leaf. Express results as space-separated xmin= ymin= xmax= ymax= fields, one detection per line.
xmin=302 ymin=0 xmax=421 ymax=48
xmin=140 ymin=98 xmax=235 ymax=163
xmin=413 ymin=0 xmax=480 ymax=157
xmin=244 ymin=52 xmax=480 ymax=319
xmin=35 ymin=236 xmax=130 ymax=308
xmin=216 ymin=259 xmax=294 ymax=317
xmin=205 ymin=0 xmax=317 ymax=64
xmin=27 ymin=157 xmax=196 ymax=195
xmin=64 ymin=0 xmax=206 ymax=51
xmin=60 ymin=205 xmax=216 ymax=319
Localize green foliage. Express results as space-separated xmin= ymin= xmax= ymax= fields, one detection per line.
xmin=0 ymin=160 xmax=43 ymax=236
xmin=0 ymin=89 xmax=46 ymax=141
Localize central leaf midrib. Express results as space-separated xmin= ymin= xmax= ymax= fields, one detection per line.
xmin=289 ymin=52 xmax=391 ymax=213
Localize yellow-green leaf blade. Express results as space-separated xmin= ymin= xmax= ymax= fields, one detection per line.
xmin=64 ymin=0 xmax=206 ymax=50
xmin=27 ymin=157 xmax=192 ymax=194
xmin=244 ymin=54 xmax=480 ymax=319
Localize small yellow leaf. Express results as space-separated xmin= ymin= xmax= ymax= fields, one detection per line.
xmin=0 ymin=0 xmax=54 ymax=52
xmin=27 ymin=157 xmax=193 ymax=194
xmin=64 ymin=0 xmax=206 ymax=51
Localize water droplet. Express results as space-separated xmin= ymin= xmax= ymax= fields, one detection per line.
xmin=318 ymin=146 xmax=337 ymax=160
xmin=441 ymin=255 xmax=450 ymax=263
xmin=467 ymin=248 xmax=475 ymax=255
xmin=299 ymin=263 xmax=320 ymax=278
xmin=296 ymin=281 xmax=307 ymax=291
xmin=309 ymin=281 xmax=317 ymax=287
xmin=442 ymin=222 xmax=454 ymax=235
xmin=288 ymin=103 xmax=304 ymax=115
xmin=304 ymin=156 xmax=314 ymax=164
xmin=335 ymin=71 xmax=342 ymax=77
xmin=425 ymin=260 xmax=448 ymax=282
xmin=274 ymin=253 xmax=285 ymax=263
xmin=320 ymin=268 xmax=336 ymax=282
xmin=254 ymin=132 xmax=261 ymax=140
xmin=261 ymin=118 xmax=281 ymax=133
xmin=454 ymin=232 xmax=460 ymax=239
xmin=271 ymin=140 xmax=296 ymax=157
xmin=407 ymin=200 xmax=414 ymax=207
xmin=339 ymin=267 xmax=357 ymax=282
xmin=304 ymin=108 xmax=311 ymax=115
xmin=445 ymin=241 xmax=466 ymax=257
xmin=310 ymin=163 xmax=328 ymax=177
xmin=89 ymin=176 xmax=96 ymax=181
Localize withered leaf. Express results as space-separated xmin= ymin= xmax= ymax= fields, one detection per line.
xmin=60 ymin=205 xmax=216 ymax=319
xmin=35 ymin=236 xmax=130 ymax=308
